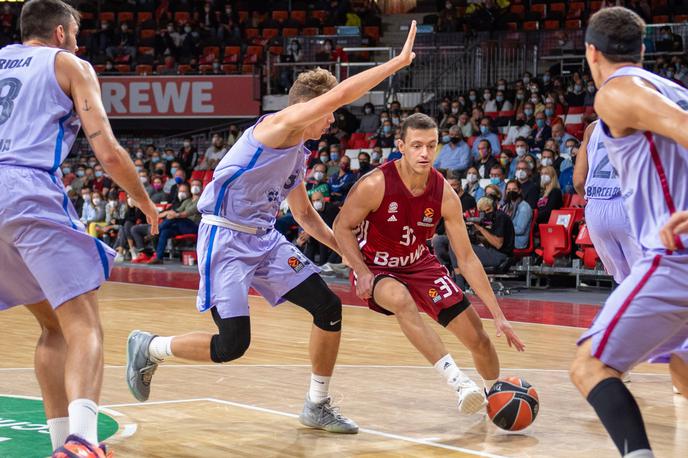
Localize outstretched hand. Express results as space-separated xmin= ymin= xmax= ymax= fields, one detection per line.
xmin=397 ymin=20 xmax=417 ymax=67
xmin=660 ymin=211 xmax=688 ymax=251
xmin=494 ymin=316 xmax=526 ymax=352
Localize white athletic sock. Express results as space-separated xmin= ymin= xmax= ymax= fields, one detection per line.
xmin=434 ymin=354 xmax=470 ymax=390
xmin=68 ymin=399 xmax=98 ymax=445
xmin=47 ymin=416 xmax=70 ymax=450
xmin=482 ymin=378 xmax=497 ymax=392
xmin=309 ymin=374 xmax=331 ymax=403
xmin=129 ymin=248 xmax=138 ymax=259
xmin=148 ymin=336 xmax=174 ymax=363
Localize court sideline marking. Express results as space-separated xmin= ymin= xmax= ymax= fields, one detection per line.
xmin=100 ymin=397 xmax=508 ymax=458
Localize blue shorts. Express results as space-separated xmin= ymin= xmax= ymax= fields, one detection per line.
xmin=195 ymin=222 xmax=320 ymax=319
xmin=0 ymin=166 xmax=115 ymax=310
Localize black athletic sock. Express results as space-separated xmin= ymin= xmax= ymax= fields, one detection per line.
xmin=586 ymin=377 xmax=651 ymax=455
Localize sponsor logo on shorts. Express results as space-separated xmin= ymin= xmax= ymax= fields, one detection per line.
xmin=428 ymin=288 xmax=442 ymax=303
xmin=388 ymin=202 xmax=398 ymax=213
xmin=288 ymin=256 xmax=305 ymax=272
xmin=423 ymin=207 xmax=434 ymax=224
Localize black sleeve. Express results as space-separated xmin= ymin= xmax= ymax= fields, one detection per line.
xmin=524 ymin=184 xmax=539 ymax=209
xmin=537 ymin=188 xmax=563 ymax=224
xmin=490 ymin=213 xmax=508 ymax=239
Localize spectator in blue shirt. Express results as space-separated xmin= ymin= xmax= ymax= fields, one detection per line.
xmin=488 ymin=164 xmax=507 ymax=197
xmin=433 ymin=125 xmax=471 ymax=178
xmin=328 ymin=155 xmax=356 ymax=203
xmin=551 ymin=123 xmax=576 ymax=155
xmin=471 ymin=116 xmax=501 ymax=159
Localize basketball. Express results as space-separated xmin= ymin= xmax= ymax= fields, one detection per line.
xmin=487 ymin=377 xmax=539 ymax=431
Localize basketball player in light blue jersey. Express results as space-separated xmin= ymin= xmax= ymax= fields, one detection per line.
xmin=0 ymin=1 xmax=159 ymax=456
xmin=126 ymin=22 xmax=419 ymax=434
xmin=570 ymin=7 xmax=688 ymax=458
xmin=573 ymin=120 xmax=642 ymax=284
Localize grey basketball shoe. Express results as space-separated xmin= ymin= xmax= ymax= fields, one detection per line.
xmin=126 ymin=330 xmax=158 ymax=402
xmin=298 ymin=396 xmax=359 ymax=434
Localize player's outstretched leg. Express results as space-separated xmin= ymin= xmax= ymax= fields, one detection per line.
xmin=670 ymin=353 xmax=688 ymax=398
xmin=127 ymin=312 xmax=249 ymax=402
xmin=282 ymin=275 xmax=359 ymax=433
xmin=444 ymin=305 xmax=500 ymax=392
xmin=374 ymin=278 xmax=486 ymax=415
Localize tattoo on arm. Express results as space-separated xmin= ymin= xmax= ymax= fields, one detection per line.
xmin=88 ymin=130 xmax=102 ymax=139
xmin=83 ymin=99 xmax=91 ymax=111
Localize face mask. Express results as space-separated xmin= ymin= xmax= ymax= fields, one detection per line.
xmin=330 ymin=152 xmax=340 ymax=161
xmin=515 ymin=170 xmax=527 ymax=180
xmin=170 ymin=167 xmax=178 ymax=175
xmin=451 ymin=107 xmax=459 ymax=114
xmin=372 ymin=152 xmax=381 ymax=161
xmin=313 ymin=171 xmax=325 ymax=181
xmin=490 ymin=177 xmax=501 ymax=185
xmin=467 ymin=173 xmax=478 ymax=184
xmin=523 ymin=76 xmax=530 ymax=84
xmin=155 ymin=169 xmax=164 ymax=176
xmin=524 ymin=108 xmax=533 ymax=117
xmin=667 ymin=71 xmax=675 ymax=79
xmin=320 ymin=155 xmax=329 ymax=163
xmin=92 ymin=198 xmax=101 ymax=205
xmin=391 ymin=117 xmax=400 ymax=126
xmin=497 ymin=84 xmax=506 ymax=91
xmin=136 ymin=152 xmax=144 ymax=158
xmin=364 ymin=107 xmax=372 ymax=114
xmin=541 ymin=157 xmax=553 ymax=167
xmin=174 ymin=176 xmax=183 ymax=184
xmin=450 ymin=136 xmax=461 ymax=144
xmin=153 ymin=183 xmax=162 ymax=191
xmin=88 ymin=161 xmax=97 ymax=168
xmin=480 ymin=126 xmax=489 ymax=135
xmin=574 ymin=84 xmax=583 ymax=93
xmin=543 ymin=75 xmax=551 ymax=83
xmin=442 ymin=135 xmax=451 ymax=143
xmin=445 ymin=1 xmax=452 ymax=8
xmin=544 ymin=108 xmax=554 ymax=117
xmin=95 ymin=171 xmax=103 ymax=178
xmin=483 ymin=93 xmax=491 ymax=101
xmin=183 ymin=141 xmax=191 ymax=147
xmin=516 ymin=146 xmax=526 ymax=156
xmin=313 ymin=200 xmax=324 ymax=211
xmin=82 ymin=194 xmax=91 ymax=202
xmin=496 ymin=95 xmax=504 ymax=103
xmin=359 ymin=161 xmax=370 ymax=168
xmin=516 ymin=93 xmax=525 ymax=101
xmin=531 ymin=86 xmax=539 ymax=94
xmin=76 ymin=170 xmax=85 ymax=177
xmin=536 ymin=119 xmax=545 ymax=129
xmin=541 ymin=174 xmax=552 ymax=186
xmin=530 ymin=97 xmax=539 ymax=104
xmin=191 ymin=185 xmax=201 ymax=195
xmin=178 ymin=192 xmax=189 ymax=201
xmin=469 ymin=94 xmax=476 ymax=102
xmin=587 ymin=85 xmax=595 ymax=94
xmin=507 ymin=191 xmax=520 ymax=201
xmin=62 ymin=167 xmax=71 ymax=174
xmin=383 ymin=125 xmax=392 ymax=134
xmin=151 ymin=157 xmax=160 ymax=163
xmin=184 ymin=26 xmax=192 ymax=33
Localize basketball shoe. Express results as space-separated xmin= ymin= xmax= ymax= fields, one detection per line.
xmin=298 ymin=395 xmax=359 ymax=434
xmin=453 ymin=377 xmax=487 ymax=415
xmin=52 ymin=434 xmax=112 ymax=458
xmin=126 ymin=330 xmax=158 ymax=402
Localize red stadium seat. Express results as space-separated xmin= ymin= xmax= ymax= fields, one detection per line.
xmin=238 ymin=11 xmax=250 ymax=23
xmin=202 ymin=46 xmax=220 ymax=64
xmin=513 ymin=209 xmax=538 ymax=258
xmin=575 ymin=224 xmax=600 ymax=269
xmin=99 ymin=12 xmax=115 ymax=23
xmin=567 ymin=2 xmax=584 ymax=19
xmin=203 ymin=170 xmax=214 ymax=184
xmin=262 ymin=28 xmax=280 ymax=39
xmin=272 ymin=10 xmax=289 ymax=22
xmin=135 ymin=64 xmax=153 ymax=75
xmin=549 ymin=3 xmax=566 ymax=18
xmin=535 ymin=209 xmax=578 ymax=265
xmin=268 ymin=46 xmax=284 ymax=56
xmin=674 ymin=14 xmax=688 ymax=23
xmin=509 ymin=4 xmax=525 ymax=19
xmin=653 ymin=15 xmax=670 ymax=24
xmin=138 ymin=11 xmax=153 ymax=24
xmin=589 ymin=1 xmax=603 ymax=13
xmin=565 ymin=20 xmax=582 ymax=30
xmin=198 ymin=64 xmax=213 ymax=74
xmin=115 ymin=64 xmax=131 ymax=73
xmin=117 ymin=12 xmax=134 ymax=24
xmin=529 ymin=4 xmax=546 ymax=19
xmin=246 ymin=45 xmax=264 ymax=58
xmin=568 ymin=193 xmax=587 ymax=208
xmin=177 ymin=64 xmax=193 ymax=74
xmin=323 ymin=26 xmax=336 ymax=35
xmin=291 ymin=10 xmax=306 ymax=24
xmin=174 ymin=12 xmax=190 ymax=24
xmin=191 ymin=170 xmax=205 ymax=181
xmin=221 ymin=64 xmax=237 ymax=74
xmin=303 ymin=27 xmax=320 ymax=36
xmin=484 ymin=111 xmax=498 ymax=120
xmin=245 ymin=28 xmax=260 ymax=39
xmin=312 ymin=10 xmax=328 ymax=22
xmin=282 ymin=27 xmax=299 ymax=37
xmin=562 ymin=193 xmax=573 ymax=208
xmin=93 ymin=64 xmax=106 ymax=74
xmin=241 ymin=64 xmax=255 ymax=74
xmin=543 ymin=20 xmax=560 ymax=31
xmin=348 ymin=133 xmax=373 ymax=149
xmin=523 ymin=21 xmax=539 ymax=31
xmin=507 ymin=22 xmax=518 ymax=32
xmin=363 ymin=26 xmax=380 ymax=43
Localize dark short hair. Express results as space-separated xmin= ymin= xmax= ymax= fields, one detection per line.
xmin=515 ymin=136 xmax=528 ymax=144
xmin=400 ymin=113 xmax=437 ymax=141
xmin=506 ymin=179 xmax=522 ymax=190
xmin=358 ymin=151 xmax=370 ymax=160
xmin=20 ymin=0 xmax=80 ymax=42
xmin=586 ymin=6 xmax=645 ymax=64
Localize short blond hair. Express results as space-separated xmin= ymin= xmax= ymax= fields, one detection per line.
xmin=288 ymin=67 xmax=338 ymax=105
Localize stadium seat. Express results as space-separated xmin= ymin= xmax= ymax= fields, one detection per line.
xmin=198 ymin=64 xmax=212 ymax=74
xmin=243 ymin=54 xmax=258 ymax=64
xmin=513 ymin=209 xmax=538 ymax=258
xmin=282 ymin=28 xmax=299 ymax=37
xmin=674 ymin=14 xmax=688 ymax=23
xmin=543 ymin=20 xmax=560 ymax=30
xmin=312 ymin=10 xmax=328 ymax=22
xmin=568 ymin=193 xmax=587 ymax=208
xmin=523 ymin=21 xmax=539 ymax=31
xmin=246 ymin=45 xmax=264 ymax=58
xmin=170 ymin=234 xmax=198 ymax=260
xmin=535 ymin=209 xmax=578 ymax=265
xmin=245 ymin=28 xmax=260 ymax=39
xmin=93 ymin=64 xmax=106 ymax=74
xmin=272 ymin=10 xmax=289 ymax=22
xmin=99 ymin=12 xmax=115 ymax=23
xmin=484 ymin=111 xmax=498 ymax=120
xmin=562 ymin=193 xmax=573 ymax=207
xmin=565 ymin=20 xmax=582 ymax=30
xmin=138 ymin=11 xmax=154 ymax=25
xmin=221 ymin=64 xmax=237 ymax=74
xmin=191 ymin=171 xmax=205 ymax=181
xmin=268 ymin=46 xmax=284 ymax=56
xmin=117 ymin=12 xmax=134 ymax=24
xmin=241 ymin=64 xmax=255 ymax=74
xmin=363 ymin=26 xmax=381 ymax=43
xmin=323 ymin=26 xmax=336 ymax=35
xmin=238 ymin=11 xmax=250 ymax=23
xmin=575 ymin=224 xmax=600 ymax=270
xmin=262 ymin=28 xmax=280 ymax=39
xmin=303 ymin=27 xmax=320 ymax=36
xmin=567 ymin=2 xmax=584 ymax=19
xmin=177 ymin=65 xmax=192 ymax=75
xmin=139 ymin=29 xmax=156 ymax=46
xmin=202 ymin=46 xmax=220 ymax=63
xmin=509 ymin=4 xmax=525 ymax=19
xmin=174 ymin=12 xmax=190 ymax=24
xmin=526 ymin=4 xmax=546 ymax=20
xmin=507 ymin=22 xmax=518 ymax=32
xmin=653 ymin=15 xmax=669 ymax=23
xmin=291 ymin=10 xmax=306 ymax=24
xmin=549 ymin=3 xmax=566 ymax=19
xmin=115 ymin=64 xmax=131 ymax=73
xmin=589 ymin=1 xmax=603 ymax=13
xmin=348 ymin=133 xmax=373 ymax=149
xmin=136 ymin=64 xmax=153 ymax=75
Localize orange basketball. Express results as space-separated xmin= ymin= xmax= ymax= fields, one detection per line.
xmin=487 ymin=377 xmax=539 ymax=431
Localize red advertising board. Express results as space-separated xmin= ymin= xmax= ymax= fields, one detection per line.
xmin=99 ymin=75 xmax=260 ymax=118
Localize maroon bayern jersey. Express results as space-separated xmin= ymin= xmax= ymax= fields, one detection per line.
xmin=356 ymin=161 xmax=444 ymax=269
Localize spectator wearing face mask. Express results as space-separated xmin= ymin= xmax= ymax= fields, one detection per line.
xmin=358 ymin=102 xmax=380 ymax=133
xmin=178 ymin=137 xmax=198 ymax=174
xmin=494 ymin=90 xmax=513 ymax=112
xmin=499 ymin=180 xmax=533 ymax=249
xmin=357 ymin=152 xmax=373 ymax=178
xmin=473 ymin=139 xmax=498 ymax=179
xmin=483 ymin=89 xmax=497 ymax=112
xmin=457 ymin=112 xmax=473 ymax=138
xmin=508 ymin=137 xmax=532 ymax=178
xmin=497 ymin=151 xmax=512 ymax=177
xmin=487 ymin=164 xmax=507 ymax=196
xmin=81 ymin=191 xmax=106 ymax=237
xmin=434 ymin=125 xmax=471 ymax=178
xmin=584 ymin=81 xmax=596 ymax=106
xmin=504 ymin=113 xmax=532 ymax=146
xmin=197 ymin=134 xmax=227 ymax=170
xmin=300 ymin=191 xmax=342 ymax=268
xmin=656 ymin=25 xmax=683 ymax=53
xmin=106 ymin=22 xmax=137 ymax=61
xmin=521 ymin=101 xmax=536 ymax=126
xmin=463 ymin=166 xmax=485 ymax=201
xmin=566 ymin=81 xmax=586 ymax=106
xmin=307 ymin=163 xmax=331 ymax=197
xmin=61 ymin=163 xmax=76 ymax=186
xmin=472 ymin=117 xmax=501 ymax=159
xmin=328 ymin=155 xmax=356 ymax=203
xmin=70 ymin=166 xmax=88 ymax=194
xmin=469 ymin=106 xmax=484 ymax=133
xmin=91 ymin=164 xmax=112 ymax=196
xmin=514 ymin=159 xmax=539 ymax=209
xmin=529 ymin=111 xmax=551 ymax=151
xmin=113 ymin=196 xmax=146 ymax=262
xmin=137 ymin=171 xmax=153 ymax=196
xmin=148 ymin=182 xmax=202 ymax=264
xmin=97 ymin=190 xmax=127 ymax=246
xmin=514 ymin=88 xmax=528 ymax=115
xmin=376 ymin=119 xmax=395 ymax=148
xmin=543 ymin=99 xmax=559 ymax=125
xmin=167 ymin=169 xmax=188 ymax=206
xmin=370 ymin=146 xmax=384 ymax=166
xmin=536 ymin=166 xmax=563 ymax=224
xmin=149 ymin=177 xmax=169 ymax=204
xmin=325 ymin=144 xmax=342 ymax=176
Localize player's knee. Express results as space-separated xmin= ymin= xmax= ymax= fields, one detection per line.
xmin=210 ymin=318 xmax=251 ymax=363
xmin=466 ymin=330 xmax=492 ymax=355
xmin=569 ymin=351 xmax=598 ymax=389
xmin=310 ymin=291 xmax=342 ymax=332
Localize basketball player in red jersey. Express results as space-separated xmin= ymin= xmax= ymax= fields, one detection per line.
xmin=334 ymin=113 xmax=525 ymax=415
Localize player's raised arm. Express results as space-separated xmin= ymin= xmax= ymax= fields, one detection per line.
xmin=573 ymin=121 xmax=596 ymax=197
xmin=595 ymin=77 xmax=688 ymax=148
xmin=333 ymin=172 xmax=385 ymax=299
xmin=441 ymin=180 xmax=525 ymax=351
xmin=255 ymin=21 xmax=417 ymax=148
xmin=57 ymin=52 xmax=159 ymax=234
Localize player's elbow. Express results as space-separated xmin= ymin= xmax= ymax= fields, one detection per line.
xmin=573 ymin=178 xmax=586 ymax=197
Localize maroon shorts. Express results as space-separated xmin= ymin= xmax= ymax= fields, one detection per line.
xmin=352 ymin=254 xmax=470 ymax=325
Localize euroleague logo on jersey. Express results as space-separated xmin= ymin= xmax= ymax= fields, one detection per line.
xmin=418 ymin=207 xmax=435 ymax=227
xmin=288 ymin=256 xmax=304 ymax=272
xmin=428 ymin=288 xmax=442 ymax=303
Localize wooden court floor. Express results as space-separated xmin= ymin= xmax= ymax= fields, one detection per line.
xmin=0 ymin=281 xmax=686 ymax=457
